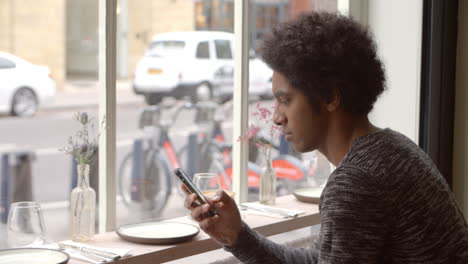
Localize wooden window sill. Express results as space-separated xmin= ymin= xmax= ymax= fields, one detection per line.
xmin=70 ymin=195 xmax=320 ymax=264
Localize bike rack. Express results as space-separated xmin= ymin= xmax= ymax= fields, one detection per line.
xmin=131 ymin=139 xmax=145 ymax=202
xmin=0 ymin=151 xmax=35 ymax=223
xmin=186 ymin=132 xmax=199 ymax=178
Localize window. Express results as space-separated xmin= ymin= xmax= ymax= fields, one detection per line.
xmin=147 ymin=41 xmax=186 ymax=57
xmin=196 ymin=41 xmax=210 ymax=59
xmin=0 ymin=0 xmax=434 ymax=257
xmin=0 ymin=58 xmax=15 ymax=69
xmin=0 ymin=0 xmax=98 ymax=246
xmin=117 ymin=2 xmax=235 ymax=232
xmin=214 ymin=40 xmax=232 ymax=59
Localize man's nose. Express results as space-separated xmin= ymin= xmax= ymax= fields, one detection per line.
xmin=273 ymin=108 xmax=284 ymax=126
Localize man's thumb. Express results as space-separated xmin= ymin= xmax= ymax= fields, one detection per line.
xmin=212 ymin=190 xmax=231 ymax=203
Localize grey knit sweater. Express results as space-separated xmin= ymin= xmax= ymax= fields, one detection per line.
xmin=225 ymin=129 xmax=468 ymax=263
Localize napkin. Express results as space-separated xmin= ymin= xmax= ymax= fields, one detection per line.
xmin=239 ymin=203 xmax=305 ymax=218
xmin=59 ymin=240 xmax=132 ymax=263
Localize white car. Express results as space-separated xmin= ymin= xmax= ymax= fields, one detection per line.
xmin=133 ymin=31 xmax=273 ymax=104
xmin=0 ymin=51 xmax=56 ymax=117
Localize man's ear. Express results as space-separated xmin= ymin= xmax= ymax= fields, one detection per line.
xmin=325 ymin=89 xmax=340 ymax=112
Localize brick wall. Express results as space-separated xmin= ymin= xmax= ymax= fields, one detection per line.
xmin=127 ymin=0 xmax=195 ymax=76
xmin=3 ymin=0 xmax=65 ymax=88
xmin=0 ymin=0 xmax=12 ymax=51
xmin=1 ymin=0 xmax=195 ymax=86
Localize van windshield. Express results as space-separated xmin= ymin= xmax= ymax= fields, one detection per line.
xmin=146 ymin=41 xmax=185 ymax=57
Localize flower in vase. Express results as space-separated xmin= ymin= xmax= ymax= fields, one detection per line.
xmin=59 ymin=112 xmax=105 ymax=165
xmin=239 ymin=103 xmax=281 ymax=163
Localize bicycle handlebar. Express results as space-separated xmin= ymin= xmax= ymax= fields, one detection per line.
xmin=139 ymin=99 xmax=233 ymax=130
xmin=168 ymin=101 xmax=192 ymax=122
xmin=139 ymin=105 xmax=162 ymax=129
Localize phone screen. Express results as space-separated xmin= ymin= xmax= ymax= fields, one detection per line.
xmin=173 ymin=168 xmax=217 ymax=216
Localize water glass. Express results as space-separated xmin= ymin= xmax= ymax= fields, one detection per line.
xmin=7 ymin=201 xmax=47 ymax=248
xmin=193 ymin=173 xmax=221 ymax=197
xmin=193 ymin=172 xmax=236 ymax=198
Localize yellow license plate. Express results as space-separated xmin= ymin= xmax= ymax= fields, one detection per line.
xmin=148 ymin=68 xmax=162 ymax=74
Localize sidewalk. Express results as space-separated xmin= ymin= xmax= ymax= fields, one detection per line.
xmin=43 ymin=79 xmax=144 ymax=111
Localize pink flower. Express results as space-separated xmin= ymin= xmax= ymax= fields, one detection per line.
xmin=247 ymin=125 xmax=260 ymax=139
xmin=238 ymin=125 xmax=260 ymax=142
xmin=255 ymin=103 xmax=272 ymax=120
xmin=239 ymin=103 xmax=281 ymax=162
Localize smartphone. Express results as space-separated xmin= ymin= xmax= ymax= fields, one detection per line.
xmin=173 ymin=168 xmax=217 ymax=216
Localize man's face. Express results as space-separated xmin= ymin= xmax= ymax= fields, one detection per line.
xmin=272 ymin=71 xmax=329 ymax=153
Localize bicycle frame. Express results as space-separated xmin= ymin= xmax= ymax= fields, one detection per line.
xmin=159 ymin=130 xmax=181 ymax=170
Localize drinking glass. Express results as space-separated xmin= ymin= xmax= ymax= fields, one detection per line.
xmin=7 ymin=201 xmax=47 ymax=248
xmin=193 ymin=172 xmax=236 ymax=198
xmin=193 ymin=173 xmax=221 ymax=198
xmin=192 ymin=173 xmax=243 ymax=220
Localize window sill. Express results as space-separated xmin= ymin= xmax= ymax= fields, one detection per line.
xmin=69 ymin=195 xmax=320 ymax=264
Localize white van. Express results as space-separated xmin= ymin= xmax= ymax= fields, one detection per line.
xmin=132 ymin=31 xmax=273 ymax=104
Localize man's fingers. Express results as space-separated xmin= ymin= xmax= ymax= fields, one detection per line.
xmin=181 ymin=184 xmax=191 ymax=195
xmin=199 ymin=214 xmax=219 ymax=231
xmin=214 ymin=201 xmax=225 ymax=209
xmin=184 ymin=193 xmax=198 ymax=209
xmin=191 ymin=203 xmax=212 ymax=221
xmin=208 ymin=190 xmax=235 ymax=207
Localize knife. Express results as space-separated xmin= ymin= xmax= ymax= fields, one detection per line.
xmin=239 ymin=204 xmax=300 ymax=218
xmin=58 ymin=242 xmax=121 ymax=261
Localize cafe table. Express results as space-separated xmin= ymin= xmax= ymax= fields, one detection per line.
xmin=69 ymin=194 xmax=320 ymax=264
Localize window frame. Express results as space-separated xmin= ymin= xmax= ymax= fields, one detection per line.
xmin=97 ymin=0 xmax=253 ymax=230
xmin=419 ymin=0 xmax=458 ymax=187
xmin=98 ymin=0 xmax=117 ymax=232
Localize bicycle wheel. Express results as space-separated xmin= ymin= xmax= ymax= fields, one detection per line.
xmin=118 ymin=150 xmax=171 ymax=216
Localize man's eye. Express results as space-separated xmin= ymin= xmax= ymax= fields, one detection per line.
xmin=279 ymin=97 xmax=289 ymax=104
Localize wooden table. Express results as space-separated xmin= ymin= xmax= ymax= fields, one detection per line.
xmin=70 ymin=195 xmax=320 ymax=264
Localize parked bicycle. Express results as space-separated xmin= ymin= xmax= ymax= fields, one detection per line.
xmin=118 ymin=101 xmax=190 ymax=217
xmin=118 ymin=99 xmax=235 ymax=216
xmin=119 ymin=99 xmax=321 ymax=216
xmin=177 ymin=100 xmax=234 ymax=185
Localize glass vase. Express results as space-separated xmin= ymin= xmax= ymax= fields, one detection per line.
xmin=260 ymin=158 xmax=276 ymax=205
xmin=70 ymin=163 xmax=96 ymax=242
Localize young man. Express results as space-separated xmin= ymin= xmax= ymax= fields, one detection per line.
xmin=183 ymin=12 xmax=468 ymax=263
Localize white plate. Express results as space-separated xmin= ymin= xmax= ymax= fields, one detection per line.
xmin=116 ymin=221 xmax=200 ymax=245
xmin=292 ymin=187 xmax=323 ymax=203
xmin=0 ymin=248 xmax=69 ymax=264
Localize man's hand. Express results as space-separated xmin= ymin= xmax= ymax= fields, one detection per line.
xmin=182 ymin=184 xmax=242 ymax=246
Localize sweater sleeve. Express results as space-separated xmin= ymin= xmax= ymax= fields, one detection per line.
xmin=316 ymin=166 xmax=388 ymax=263
xmin=225 ymin=166 xmax=388 ymax=264
xmin=224 ymin=221 xmax=319 ymax=264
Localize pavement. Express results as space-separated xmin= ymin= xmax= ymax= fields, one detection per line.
xmin=42 ymin=79 xmax=144 ymax=111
